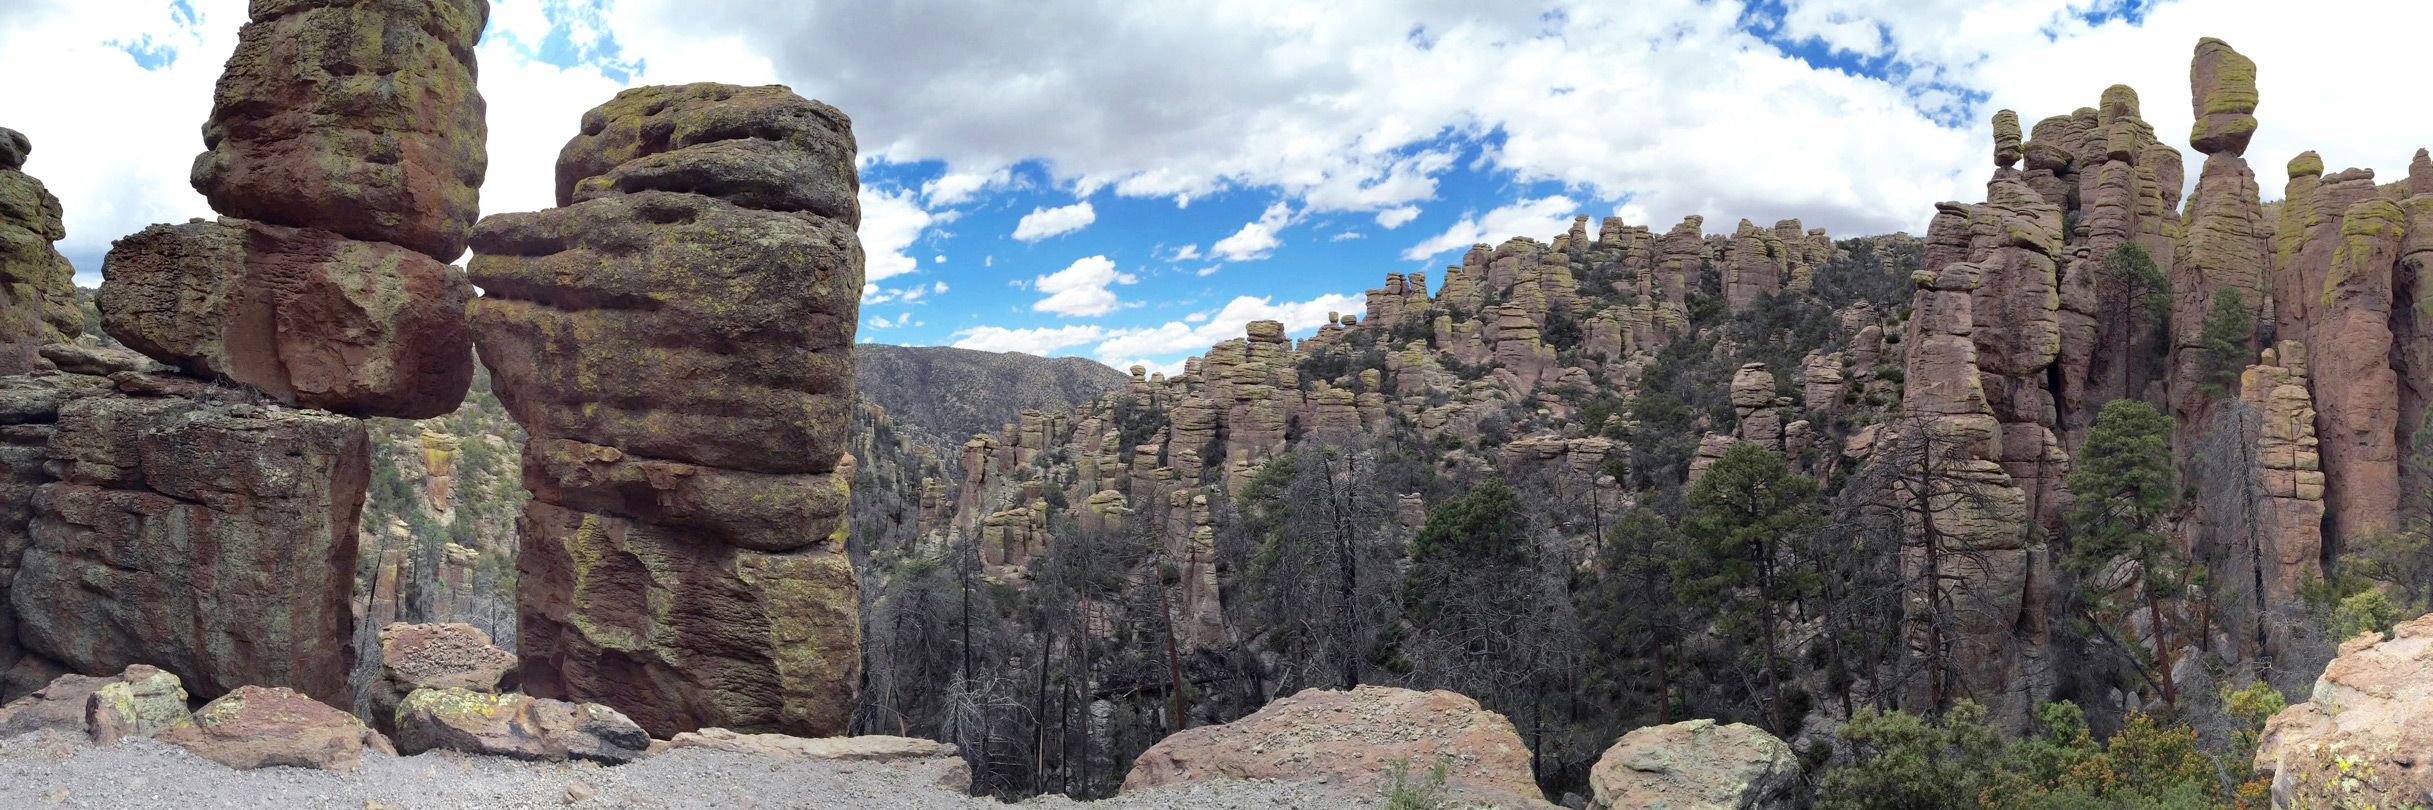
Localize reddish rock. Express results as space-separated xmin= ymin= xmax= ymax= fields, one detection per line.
xmin=97 ymin=218 xmax=474 ymax=419
xmin=519 ymin=437 xmax=848 ymax=553
xmin=2188 ymin=38 xmax=2258 ymax=157
xmin=153 ymin=686 xmax=393 ymax=771
xmin=191 ymin=0 xmax=488 ymax=261
xmin=1122 ymin=686 xmax=1552 ymax=809
xmin=368 ymin=622 xmax=516 ymax=735
xmin=10 ymin=391 xmax=367 ymax=705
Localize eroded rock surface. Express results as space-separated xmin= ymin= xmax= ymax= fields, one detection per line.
xmin=393 ymin=687 xmax=648 ymax=764
xmin=1121 ymin=686 xmax=1553 ymax=809
xmin=469 ymin=83 xmax=862 ymax=738
xmin=154 ymin=685 xmax=395 ymax=772
xmin=0 ymin=128 xmax=81 ymax=374
xmin=2255 ymin=613 xmax=2433 ymax=808
xmin=1588 ymin=719 xmax=1797 ymax=810
xmin=369 ymin=622 xmax=516 ymax=735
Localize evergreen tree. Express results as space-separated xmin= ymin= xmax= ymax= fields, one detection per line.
xmin=2062 ymin=399 xmax=2190 ymax=707
xmin=1675 ymin=442 xmax=1823 ymax=732
xmin=2195 ymin=287 xmax=2255 ymax=399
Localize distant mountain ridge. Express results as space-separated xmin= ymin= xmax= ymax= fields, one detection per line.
xmin=851 ymin=344 xmax=1131 ymax=442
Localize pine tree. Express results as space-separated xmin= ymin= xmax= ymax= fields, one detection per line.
xmin=2195 ymin=286 xmax=2255 ymax=399
xmin=2062 ymin=399 xmax=2189 ymax=707
xmin=1675 ymin=442 xmax=1823 ymax=732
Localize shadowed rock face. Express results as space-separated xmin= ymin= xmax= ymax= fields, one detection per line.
xmin=470 ymin=83 xmax=862 ymax=738
xmin=192 ymin=0 xmax=489 ymax=262
xmin=0 ymin=128 xmax=85 ymax=375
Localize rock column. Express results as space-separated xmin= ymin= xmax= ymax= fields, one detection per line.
xmin=0 ymin=128 xmax=83 ymax=374
xmin=468 ymin=83 xmax=863 ymax=738
xmin=8 ymin=0 xmax=488 ymax=706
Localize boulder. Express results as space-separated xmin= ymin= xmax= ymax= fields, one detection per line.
xmin=0 ymin=127 xmax=83 ymax=374
xmin=2189 ymin=38 xmax=2258 ymax=157
xmin=190 ymin=0 xmax=488 ymax=261
xmin=98 ymin=217 xmax=475 ymax=418
xmin=10 ymin=391 xmax=367 ymax=705
xmin=660 ymin=728 xmax=968 ymax=790
xmin=85 ymin=664 xmax=189 ymax=745
xmin=1588 ymin=719 xmax=1797 ymax=810
xmin=393 ymin=687 xmax=648 ymax=764
xmin=553 ymin=83 xmax=857 ymax=223
xmin=154 ymin=686 xmax=393 ymax=771
xmin=369 ymin=623 xmax=516 ymax=735
xmin=1121 ymin=685 xmax=1553 ymax=809
xmin=0 ymin=665 xmax=180 ymax=739
xmin=2255 ymin=613 xmax=2433 ymax=808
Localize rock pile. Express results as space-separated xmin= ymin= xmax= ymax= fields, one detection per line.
xmin=0 ymin=0 xmax=492 ymax=709
xmin=467 ymin=83 xmax=863 ymax=738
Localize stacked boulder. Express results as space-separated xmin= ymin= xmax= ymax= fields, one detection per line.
xmin=467 ymin=83 xmax=863 ymax=738
xmin=4 ymin=0 xmax=487 ymax=707
xmin=0 ymin=128 xmax=83 ymax=374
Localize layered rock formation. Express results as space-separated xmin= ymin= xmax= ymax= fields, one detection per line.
xmin=0 ymin=128 xmax=82 ymax=374
xmin=2254 ymin=614 xmax=2433 ymax=808
xmin=468 ymin=83 xmax=862 ymax=738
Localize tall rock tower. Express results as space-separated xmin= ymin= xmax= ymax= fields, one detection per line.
xmin=468 ymin=84 xmax=864 ymax=738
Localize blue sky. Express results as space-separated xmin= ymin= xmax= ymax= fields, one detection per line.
xmin=7 ymin=0 xmax=2433 ymax=374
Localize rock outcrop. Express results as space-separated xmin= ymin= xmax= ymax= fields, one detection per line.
xmin=0 ymin=128 xmax=82 ymax=374
xmin=469 ymin=83 xmax=862 ymax=738
xmin=2254 ymin=613 xmax=2433 ymax=809
xmin=1121 ymin=686 xmax=1553 ymax=808
xmin=1588 ymin=719 xmax=1798 ymax=810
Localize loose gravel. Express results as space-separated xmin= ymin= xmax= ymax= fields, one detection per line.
xmin=0 ymin=730 xmax=1373 ymax=810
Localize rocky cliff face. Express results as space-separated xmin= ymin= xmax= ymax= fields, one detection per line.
xmin=0 ymin=128 xmax=82 ymax=375
xmin=1 ymin=0 xmax=486 ymax=707
xmin=468 ymin=83 xmax=863 ymax=738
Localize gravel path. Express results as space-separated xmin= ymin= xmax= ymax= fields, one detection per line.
xmin=0 ymin=731 xmax=1373 ymax=810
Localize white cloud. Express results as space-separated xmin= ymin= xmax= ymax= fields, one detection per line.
xmin=1329 ymin=230 xmax=1363 ymax=241
xmin=1032 ymin=255 xmax=1137 ymax=317
xmin=1376 ymin=205 xmax=1421 ymax=229
xmin=1210 ymin=202 xmax=1293 ymax=262
xmin=1183 ymin=311 xmax=1211 ymax=323
xmin=858 ymin=186 xmax=936 ymax=282
xmin=1195 ymin=266 xmax=1220 ymax=277
xmin=1090 ymin=292 xmax=1363 ymax=362
xmin=1402 ymin=195 xmax=1578 ymax=261
xmin=949 ymin=324 xmax=1109 ymax=355
xmin=933 ymin=281 xmax=950 ymax=294
xmin=921 ymin=167 xmax=1010 ymax=206
xmin=1167 ymin=244 xmax=1202 ymax=262
xmin=867 ymin=312 xmax=912 ymax=328
xmin=1012 ymin=201 xmax=1096 ymax=241
xmin=1106 ymin=357 xmax=1187 ymax=378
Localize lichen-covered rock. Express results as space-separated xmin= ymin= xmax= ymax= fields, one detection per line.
xmin=393 ymin=687 xmax=648 ymax=763
xmin=2255 ymin=613 xmax=2433 ymax=808
xmin=10 ymin=391 xmax=367 ymax=705
xmin=97 ymin=217 xmax=474 ymax=418
xmin=1121 ymin=686 xmax=1553 ymax=809
xmin=471 ymin=84 xmax=862 ymax=738
xmin=85 ymin=664 xmax=188 ymax=745
xmin=0 ymin=665 xmax=178 ymax=739
xmin=469 ymin=190 xmax=857 ymax=475
xmin=2189 ymin=38 xmax=2258 ymax=157
xmin=2240 ymin=343 xmax=2324 ymax=619
xmin=190 ymin=0 xmax=488 ymax=261
xmin=1588 ymin=719 xmax=1797 ymax=810
xmin=0 ymin=128 xmax=84 ymax=374
xmin=515 ymin=501 xmax=857 ymax=738
xmin=369 ymin=623 xmax=516 ymax=735
xmin=154 ymin=685 xmax=393 ymax=771
xmin=660 ymin=728 xmax=969 ymax=791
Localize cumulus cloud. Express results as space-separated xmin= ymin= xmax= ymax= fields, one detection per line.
xmin=949 ymin=324 xmax=1109 ymax=355
xmin=1032 ymin=255 xmax=1137 ymax=316
xmin=1210 ymin=202 xmax=1293 ymax=262
xmin=858 ymin=187 xmax=936 ymax=282
xmin=1402 ymin=195 xmax=1579 ymax=261
xmin=1012 ymin=201 xmax=1096 ymax=241
xmin=1375 ymin=206 xmax=1421 ymax=229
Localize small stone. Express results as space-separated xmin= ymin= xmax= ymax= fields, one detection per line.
xmin=562 ymin=782 xmax=599 ymax=805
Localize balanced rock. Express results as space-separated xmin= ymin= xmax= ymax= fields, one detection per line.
xmin=0 ymin=127 xmax=84 ymax=374
xmin=155 ymin=686 xmax=393 ymax=771
xmin=1121 ymin=685 xmax=1552 ymax=809
xmin=1588 ymin=719 xmax=1797 ymax=810
xmin=2189 ymin=38 xmax=2258 ymax=156
xmin=2255 ymin=613 xmax=2433 ymax=808
xmin=661 ymin=728 xmax=969 ymax=790
xmin=10 ymin=391 xmax=367 ymax=705
xmin=393 ymin=687 xmax=648 ymax=764
xmin=98 ymin=217 xmax=474 ymax=418
xmin=369 ymin=622 xmax=516 ymax=735
xmin=191 ymin=0 xmax=488 ymax=261
xmin=470 ymin=83 xmax=863 ymax=738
